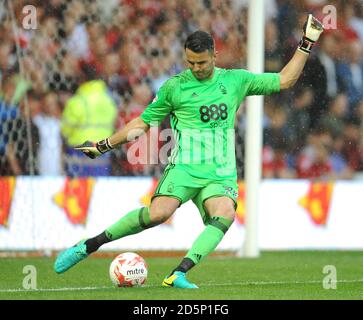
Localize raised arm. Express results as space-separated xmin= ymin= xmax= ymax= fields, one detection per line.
xmin=280 ymin=14 xmax=324 ymax=90
xmin=75 ymin=116 xmax=150 ymax=159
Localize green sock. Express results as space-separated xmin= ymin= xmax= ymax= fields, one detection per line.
xmin=105 ymin=207 xmax=155 ymax=240
xmin=185 ymin=216 xmax=233 ymax=265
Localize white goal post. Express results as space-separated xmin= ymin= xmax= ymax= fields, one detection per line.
xmin=237 ymin=0 xmax=265 ymax=258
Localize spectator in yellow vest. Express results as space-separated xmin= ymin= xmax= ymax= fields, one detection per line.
xmin=61 ymin=80 xmax=117 ymax=176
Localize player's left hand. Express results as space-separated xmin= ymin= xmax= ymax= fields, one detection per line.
xmin=303 ymin=14 xmax=324 ymax=42
xmin=298 ymin=14 xmax=324 ymax=54
xmin=74 ymin=139 xmax=113 ymax=159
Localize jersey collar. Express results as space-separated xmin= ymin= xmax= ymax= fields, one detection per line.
xmin=189 ymin=67 xmax=220 ymax=84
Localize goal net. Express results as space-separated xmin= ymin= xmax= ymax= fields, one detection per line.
xmin=0 ymin=0 xmax=248 ymax=253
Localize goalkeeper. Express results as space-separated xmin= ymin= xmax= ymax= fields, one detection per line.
xmin=54 ymin=15 xmax=323 ymax=288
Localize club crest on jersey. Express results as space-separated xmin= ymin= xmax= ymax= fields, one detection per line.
xmin=219 ymin=83 xmax=227 ymax=94
xmin=167 ymin=182 xmax=175 ymax=193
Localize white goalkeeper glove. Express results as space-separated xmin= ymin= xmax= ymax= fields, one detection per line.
xmin=298 ymin=14 xmax=324 ymax=54
xmin=74 ymin=139 xmax=113 ymax=159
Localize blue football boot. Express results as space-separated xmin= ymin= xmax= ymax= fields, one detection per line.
xmin=54 ymin=239 xmax=88 ymax=274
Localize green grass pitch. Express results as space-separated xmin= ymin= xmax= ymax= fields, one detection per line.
xmin=1 ymin=251 xmax=362 ymax=300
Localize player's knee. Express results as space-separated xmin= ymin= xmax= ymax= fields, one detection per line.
xmin=208 ymin=208 xmax=235 ymax=235
xmin=210 ymin=202 xmax=235 ymax=221
xmin=149 ymin=207 xmax=173 ymax=223
xmin=149 ymin=197 xmax=178 ymax=224
xmin=219 ymin=207 xmax=235 ymax=221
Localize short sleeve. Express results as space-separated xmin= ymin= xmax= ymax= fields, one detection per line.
xmin=232 ymin=69 xmax=280 ymax=100
xmin=141 ymin=79 xmax=176 ymax=126
xmin=246 ymin=72 xmax=280 ymax=96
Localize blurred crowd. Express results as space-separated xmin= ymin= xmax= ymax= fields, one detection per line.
xmin=1 ymin=0 xmax=363 ymax=180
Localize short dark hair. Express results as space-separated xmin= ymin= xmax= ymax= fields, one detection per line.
xmin=184 ymin=30 xmax=214 ymax=53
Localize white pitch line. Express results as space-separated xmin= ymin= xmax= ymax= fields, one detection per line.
xmin=0 ymin=286 xmax=111 ymax=293
xmin=203 ymin=279 xmax=363 ymax=287
xmin=1 ymin=279 xmax=363 ymax=293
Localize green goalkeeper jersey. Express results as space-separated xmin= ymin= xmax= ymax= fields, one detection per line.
xmin=141 ymin=67 xmax=280 ymax=180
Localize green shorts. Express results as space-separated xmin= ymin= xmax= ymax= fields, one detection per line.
xmin=152 ymin=164 xmax=238 ymax=225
